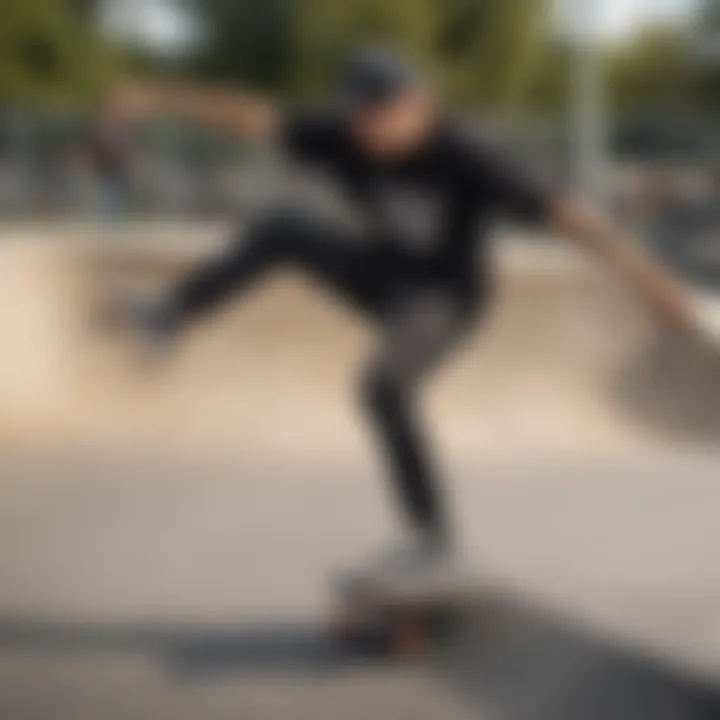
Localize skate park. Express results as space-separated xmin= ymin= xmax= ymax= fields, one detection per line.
xmin=0 ymin=224 xmax=719 ymax=718
xmin=2 ymin=0 xmax=720 ymax=712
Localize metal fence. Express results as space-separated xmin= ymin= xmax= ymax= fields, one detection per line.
xmin=0 ymin=107 xmax=716 ymax=220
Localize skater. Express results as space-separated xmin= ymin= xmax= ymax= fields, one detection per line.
xmin=111 ymin=48 xmax=720 ymax=574
xmin=88 ymin=108 xmax=132 ymax=232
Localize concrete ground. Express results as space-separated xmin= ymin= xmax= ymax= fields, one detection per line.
xmin=0 ymin=451 xmax=719 ymax=720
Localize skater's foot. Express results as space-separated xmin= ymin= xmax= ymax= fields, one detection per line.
xmin=355 ymin=530 xmax=470 ymax=594
xmin=113 ymin=296 xmax=180 ymax=369
xmin=376 ymin=529 xmax=447 ymax=570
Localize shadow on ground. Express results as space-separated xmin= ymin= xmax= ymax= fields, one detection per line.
xmin=615 ymin=326 xmax=720 ymax=447
xmin=0 ymin=593 xmax=717 ymax=720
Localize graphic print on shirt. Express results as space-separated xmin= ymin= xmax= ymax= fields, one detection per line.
xmin=372 ymin=178 xmax=445 ymax=255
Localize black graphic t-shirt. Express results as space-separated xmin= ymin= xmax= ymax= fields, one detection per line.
xmin=281 ymin=111 xmax=552 ymax=285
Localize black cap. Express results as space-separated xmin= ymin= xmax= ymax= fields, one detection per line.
xmin=337 ymin=48 xmax=421 ymax=112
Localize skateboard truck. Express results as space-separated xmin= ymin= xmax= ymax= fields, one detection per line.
xmin=331 ymin=572 xmax=477 ymax=659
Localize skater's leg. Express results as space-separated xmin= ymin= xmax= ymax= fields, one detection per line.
xmin=361 ymin=291 xmax=472 ymax=550
xmin=165 ymin=209 xmax=384 ymax=328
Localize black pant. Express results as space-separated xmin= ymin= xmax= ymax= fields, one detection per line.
xmin=169 ymin=209 xmax=478 ymax=547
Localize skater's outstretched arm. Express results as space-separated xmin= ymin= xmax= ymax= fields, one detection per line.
xmin=465 ymin=139 xmax=706 ymax=336
xmin=548 ymin=196 xmax=720 ymax=345
xmin=465 ymin=136 xmax=720 ymax=342
xmin=549 ymin=197 xmax=689 ymax=325
xmin=108 ymin=81 xmax=281 ymax=141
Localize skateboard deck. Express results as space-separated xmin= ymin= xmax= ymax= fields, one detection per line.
xmin=331 ymin=567 xmax=484 ymax=658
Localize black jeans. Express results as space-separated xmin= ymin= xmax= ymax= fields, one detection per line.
xmin=169 ymin=209 xmax=479 ymax=548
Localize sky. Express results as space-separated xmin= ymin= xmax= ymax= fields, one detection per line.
xmin=596 ymin=0 xmax=694 ymax=38
xmin=102 ymin=0 xmax=193 ymax=51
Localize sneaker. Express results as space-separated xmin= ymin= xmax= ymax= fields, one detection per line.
xmin=115 ymin=295 xmax=179 ymax=365
xmin=354 ymin=531 xmax=470 ymax=597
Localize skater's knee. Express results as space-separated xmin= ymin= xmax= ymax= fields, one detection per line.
xmin=244 ymin=210 xmax=299 ymax=255
xmin=360 ymin=368 xmax=407 ymax=416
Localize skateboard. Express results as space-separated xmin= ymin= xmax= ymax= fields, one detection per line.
xmin=331 ymin=568 xmax=482 ymax=659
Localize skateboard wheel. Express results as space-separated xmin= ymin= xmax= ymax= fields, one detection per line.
xmin=331 ymin=604 xmax=364 ymax=641
xmin=391 ymin=619 xmax=429 ymax=658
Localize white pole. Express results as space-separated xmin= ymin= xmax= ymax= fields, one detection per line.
xmin=571 ymin=0 xmax=607 ymax=205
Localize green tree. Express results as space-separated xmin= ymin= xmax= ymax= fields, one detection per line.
xmin=522 ymin=42 xmax=572 ymax=116
xmin=0 ymin=0 xmax=118 ymax=107
xmin=292 ymin=0 xmax=440 ymax=101
xmin=694 ymin=0 xmax=720 ymax=116
xmin=181 ymin=0 xmax=553 ymax=110
xmin=293 ymin=0 xmax=552 ymax=109
xmin=697 ymin=0 xmax=720 ymax=48
xmin=181 ymin=0 xmax=295 ymax=92
xmin=66 ymin=0 xmax=99 ymax=22
xmin=433 ymin=0 xmax=551 ymax=110
xmin=608 ymin=25 xmax=697 ymax=116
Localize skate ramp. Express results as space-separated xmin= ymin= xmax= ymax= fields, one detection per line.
xmin=2 ymin=235 xmax=720 ymax=716
xmin=1 ymin=232 xmax=719 ymax=457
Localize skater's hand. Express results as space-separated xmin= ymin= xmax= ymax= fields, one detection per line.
xmin=688 ymin=291 xmax=720 ymax=351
